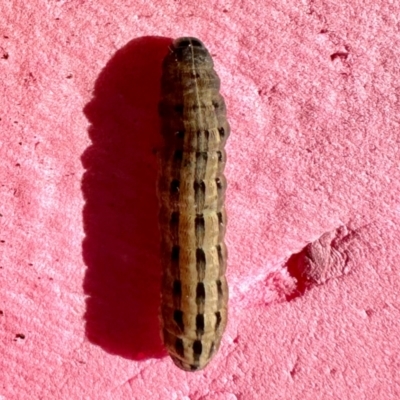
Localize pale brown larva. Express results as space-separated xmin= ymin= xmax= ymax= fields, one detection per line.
xmin=158 ymin=37 xmax=229 ymax=371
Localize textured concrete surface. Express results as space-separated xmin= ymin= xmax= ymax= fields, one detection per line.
xmin=1 ymin=1 xmax=400 ymax=399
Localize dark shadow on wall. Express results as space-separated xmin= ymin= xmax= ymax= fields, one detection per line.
xmin=81 ymin=36 xmax=172 ymax=360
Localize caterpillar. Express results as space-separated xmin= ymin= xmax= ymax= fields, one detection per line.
xmin=158 ymin=37 xmax=229 ymax=371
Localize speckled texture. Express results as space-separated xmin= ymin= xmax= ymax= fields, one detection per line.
xmin=1 ymin=0 xmax=400 ymax=399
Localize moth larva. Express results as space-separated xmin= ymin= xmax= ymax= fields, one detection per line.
xmin=158 ymin=37 xmax=229 ymax=371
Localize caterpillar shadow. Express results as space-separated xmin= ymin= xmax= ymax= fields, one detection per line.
xmin=81 ymin=36 xmax=172 ymax=360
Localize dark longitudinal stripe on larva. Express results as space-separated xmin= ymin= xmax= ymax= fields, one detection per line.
xmin=216 ymin=280 xmax=223 ymax=308
xmin=215 ymin=312 xmax=222 ymax=331
xmin=172 ymin=280 xmax=182 ymax=309
xmin=170 ymin=180 xmax=180 ymax=205
xmin=193 ymin=340 xmax=203 ymax=361
xmin=173 ymin=310 xmax=184 ymax=332
xmin=196 ymin=314 xmax=205 ymax=336
xmin=196 ymin=281 xmax=206 ymax=315
xmin=195 ymin=215 xmax=205 ymax=247
xmin=217 ymin=211 xmax=226 ymax=242
xmin=196 ymin=282 xmax=205 ymax=305
xmin=170 ymin=212 xmax=180 ymax=244
xmin=196 ymin=249 xmax=206 ymax=281
xmin=158 ymin=37 xmax=229 ymax=371
xmin=216 ymin=245 xmax=225 ymax=274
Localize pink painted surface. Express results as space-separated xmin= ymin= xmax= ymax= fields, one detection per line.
xmin=1 ymin=1 xmax=400 ymax=399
